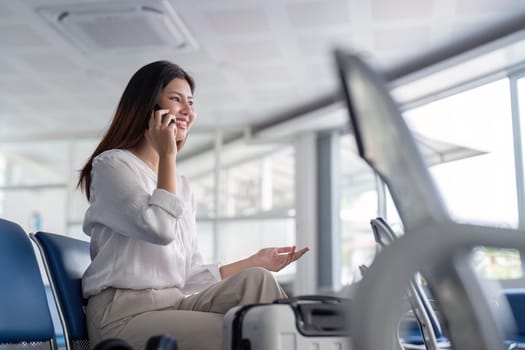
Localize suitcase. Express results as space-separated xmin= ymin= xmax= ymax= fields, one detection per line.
xmin=222 ymin=295 xmax=351 ymax=350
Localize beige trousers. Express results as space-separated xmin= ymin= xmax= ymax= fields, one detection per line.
xmin=86 ymin=267 xmax=287 ymax=350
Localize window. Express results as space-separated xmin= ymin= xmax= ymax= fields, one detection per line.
xmin=188 ymin=146 xmax=295 ymax=219
xmin=218 ymin=147 xmax=294 ymax=218
xmin=405 ymin=79 xmax=522 ymax=280
xmin=0 ymin=139 xmax=96 ymax=239
xmin=0 ymin=141 xmax=68 ymax=234
xmin=339 ymin=134 xmax=377 ymax=285
xmin=191 ymin=174 xmax=215 ymax=218
xmin=405 ymin=79 xmax=517 ymax=228
xmin=191 ymin=145 xmax=297 ymax=279
xmin=472 ymin=247 xmax=522 ymax=279
xmin=216 ymin=218 xmax=296 ymax=277
xmin=338 ymin=77 xmax=524 ymax=286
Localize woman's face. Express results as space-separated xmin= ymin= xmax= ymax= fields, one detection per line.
xmin=157 ymin=78 xmax=195 ymax=142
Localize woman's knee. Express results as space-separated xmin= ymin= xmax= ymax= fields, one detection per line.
xmin=239 ymin=267 xmax=285 ymax=296
xmin=238 ymin=266 xmax=274 ymax=282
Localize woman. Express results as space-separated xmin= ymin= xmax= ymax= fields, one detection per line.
xmin=77 ymin=61 xmax=309 ymax=350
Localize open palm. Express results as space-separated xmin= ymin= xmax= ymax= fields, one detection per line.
xmin=253 ymin=246 xmax=309 ymax=272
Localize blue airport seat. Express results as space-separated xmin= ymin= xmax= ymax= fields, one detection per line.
xmin=504 ymin=289 xmax=525 ymax=348
xmin=399 ymin=318 xmax=428 ymax=345
xmin=399 ymin=317 xmax=450 ymax=347
xmin=370 ymin=218 xmax=525 ymax=350
xmin=370 ymin=217 xmax=450 ymax=349
xmin=45 ymin=285 xmax=66 ymax=350
xmin=31 ymin=232 xmax=91 ymax=350
xmin=0 ymin=218 xmax=56 ymax=350
xmin=31 ymin=232 xmax=179 ymax=350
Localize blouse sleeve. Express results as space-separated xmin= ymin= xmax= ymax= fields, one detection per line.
xmin=83 ymin=153 xmax=187 ymax=245
xmin=182 ymin=189 xmax=221 ymax=295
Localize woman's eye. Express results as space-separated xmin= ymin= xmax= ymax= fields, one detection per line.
xmin=171 ymin=97 xmax=181 ymax=102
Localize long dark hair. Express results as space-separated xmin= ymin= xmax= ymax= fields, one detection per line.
xmin=78 ymin=61 xmax=195 ymax=200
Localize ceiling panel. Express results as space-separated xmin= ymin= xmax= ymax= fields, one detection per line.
xmin=0 ymin=2 xmax=13 ymax=16
xmin=371 ymin=0 xmax=434 ymax=20
xmin=17 ymin=52 xmax=84 ymax=73
xmin=374 ymin=26 xmax=433 ymax=51
xmin=222 ymin=39 xmax=283 ymax=62
xmin=205 ymin=7 xmax=270 ymax=35
xmin=286 ymin=1 xmax=350 ymax=28
xmin=235 ymin=64 xmax=296 ymax=85
xmin=295 ymin=32 xmax=354 ymax=58
xmin=455 ymin=0 xmax=523 ymax=15
xmin=0 ymin=23 xmax=50 ymax=47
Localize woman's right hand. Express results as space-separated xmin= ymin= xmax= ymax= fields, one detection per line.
xmin=145 ymin=108 xmax=178 ymax=157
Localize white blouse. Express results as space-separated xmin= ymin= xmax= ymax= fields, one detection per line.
xmin=81 ymin=149 xmax=221 ymax=298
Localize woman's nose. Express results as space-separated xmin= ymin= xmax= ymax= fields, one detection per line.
xmin=180 ymin=101 xmax=191 ymax=114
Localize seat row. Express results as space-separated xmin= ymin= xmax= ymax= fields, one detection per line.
xmin=0 ymin=218 xmax=84 ymax=350
xmin=0 ymin=218 xmax=176 ymax=350
xmin=369 ymin=217 xmax=525 ymax=350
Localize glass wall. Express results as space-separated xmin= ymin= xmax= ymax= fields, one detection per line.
xmin=0 ymin=139 xmax=96 ymax=240
xmin=218 ymin=147 xmax=294 ymax=218
xmin=0 ymin=138 xmax=297 ymax=270
xmin=338 ymin=135 xmax=377 ymax=285
xmin=407 ymin=79 xmax=521 ymax=281
xmin=405 ymin=79 xmax=517 ymax=228
xmin=192 ymin=146 xmax=297 ymax=279
xmin=339 ymin=75 xmax=525 ymax=286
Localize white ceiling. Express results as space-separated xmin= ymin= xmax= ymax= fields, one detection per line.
xmin=1 ymin=0 xmax=525 ymax=179
xmin=2 ymin=0 xmax=525 ymax=138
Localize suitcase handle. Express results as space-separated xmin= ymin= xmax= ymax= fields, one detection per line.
xmin=273 ymin=294 xmax=344 ymax=305
xmin=273 ymin=295 xmax=351 ymax=336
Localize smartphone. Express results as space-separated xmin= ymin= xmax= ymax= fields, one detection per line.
xmin=153 ymin=105 xmax=175 ymax=125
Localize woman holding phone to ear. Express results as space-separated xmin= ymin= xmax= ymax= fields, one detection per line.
xmin=77 ymin=61 xmax=309 ymax=350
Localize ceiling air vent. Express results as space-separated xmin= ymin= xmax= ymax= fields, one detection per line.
xmin=37 ymin=0 xmax=198 ymax=54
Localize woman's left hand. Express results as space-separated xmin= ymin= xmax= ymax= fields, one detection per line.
xmin=251 ymin=246 xmax=310 ymax=272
